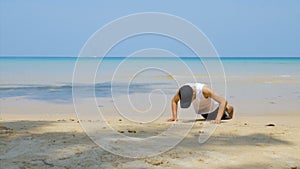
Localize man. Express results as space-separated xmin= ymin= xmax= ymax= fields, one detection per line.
xmin=167 ymin=83 xmax=234 ymax=124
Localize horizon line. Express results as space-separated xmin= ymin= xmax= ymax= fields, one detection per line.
xmin=0 ymin=55 xmax=300 ymax=58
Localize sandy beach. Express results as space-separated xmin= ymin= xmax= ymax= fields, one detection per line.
xmin=1 ymin=58 xmax=300 ymax=168
xmin=1 ymin=111 xmax=299 ymax=169
xmin=1 ymin=0 xmax=300 ymax=168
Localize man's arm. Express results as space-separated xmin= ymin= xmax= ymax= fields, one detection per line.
xmin=202 ymin=86 xmax=227 ymax=124
xmin=167 ymin=91 xmax=180 ymax=122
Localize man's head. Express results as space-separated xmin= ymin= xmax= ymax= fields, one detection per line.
xmin=179 ymin=85 xmax=193 ymax=108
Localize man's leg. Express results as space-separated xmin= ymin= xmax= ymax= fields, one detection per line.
xmin=201 ymin=105 xmax=234 ymax=120
xmin=226 ymin=105 xmax=234 ymax=119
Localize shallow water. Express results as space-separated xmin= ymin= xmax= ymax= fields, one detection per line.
xmin=1 ymin=57 xmax=300 ymax=116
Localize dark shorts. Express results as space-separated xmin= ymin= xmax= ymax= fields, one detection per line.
xmin=201 ymin=107 xmax=231 ymax=120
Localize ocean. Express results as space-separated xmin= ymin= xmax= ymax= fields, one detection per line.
xmin=1 ymin=57 xmax=300 ymax=116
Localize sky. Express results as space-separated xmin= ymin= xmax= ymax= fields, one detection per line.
xmin=0 ymin=0 xmax=299 ymax=57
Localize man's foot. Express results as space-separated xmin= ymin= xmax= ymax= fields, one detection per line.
xmin=167 ymin=117 xmax=178 ymax=122
xmin=227 ymin=105 xmax=234 ymax=119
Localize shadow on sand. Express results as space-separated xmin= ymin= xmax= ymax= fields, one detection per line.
xmin=0 ymin=120 xmax=295 ymax=168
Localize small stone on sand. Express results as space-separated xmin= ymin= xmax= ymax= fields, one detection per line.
xmin=266 ymin=123 xmax=275 ymax=127
xmin=128 ymin=130 xmax=136 ymax=133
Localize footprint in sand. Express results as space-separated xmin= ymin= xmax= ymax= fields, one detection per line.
xmin=145 ymin=159 xmax=164 ymax=166
xmin=0 ymin=126 xmax=13 ymax=134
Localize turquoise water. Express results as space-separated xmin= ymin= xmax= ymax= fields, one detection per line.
xmin=1 ymin=57 xmax=300 ymax=102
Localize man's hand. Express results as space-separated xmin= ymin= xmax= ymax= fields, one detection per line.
xmin=210 ymin=119 xmax=221 ymax=124
xmin=167 ymin=118 xmax=178 ymax=122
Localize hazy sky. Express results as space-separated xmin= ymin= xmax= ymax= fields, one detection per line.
xmin=0 ymin=0 xmax=299 ymax=57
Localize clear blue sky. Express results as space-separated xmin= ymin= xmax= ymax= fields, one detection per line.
xmin=0 ymin=0 xmax=299 ymax=57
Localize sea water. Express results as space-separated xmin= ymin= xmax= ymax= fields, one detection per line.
xmin=1 ymin=57 xmax=300 ymax=116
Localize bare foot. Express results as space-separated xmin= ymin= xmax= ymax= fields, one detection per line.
xmin=227 ymin=105 xmax=234 ymax=119
xmin=167 ymin=118 xmax=178 ymax=122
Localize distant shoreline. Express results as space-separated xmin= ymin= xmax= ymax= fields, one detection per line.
xmin=1 ymin=56 xmax=300 ymax=59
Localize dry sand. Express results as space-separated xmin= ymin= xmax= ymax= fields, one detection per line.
xmin=1 ymin=113 xmax=299 ymax=169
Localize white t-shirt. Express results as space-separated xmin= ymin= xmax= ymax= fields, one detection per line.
xmin=184 ymin=83 xmax=219 ymax=114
